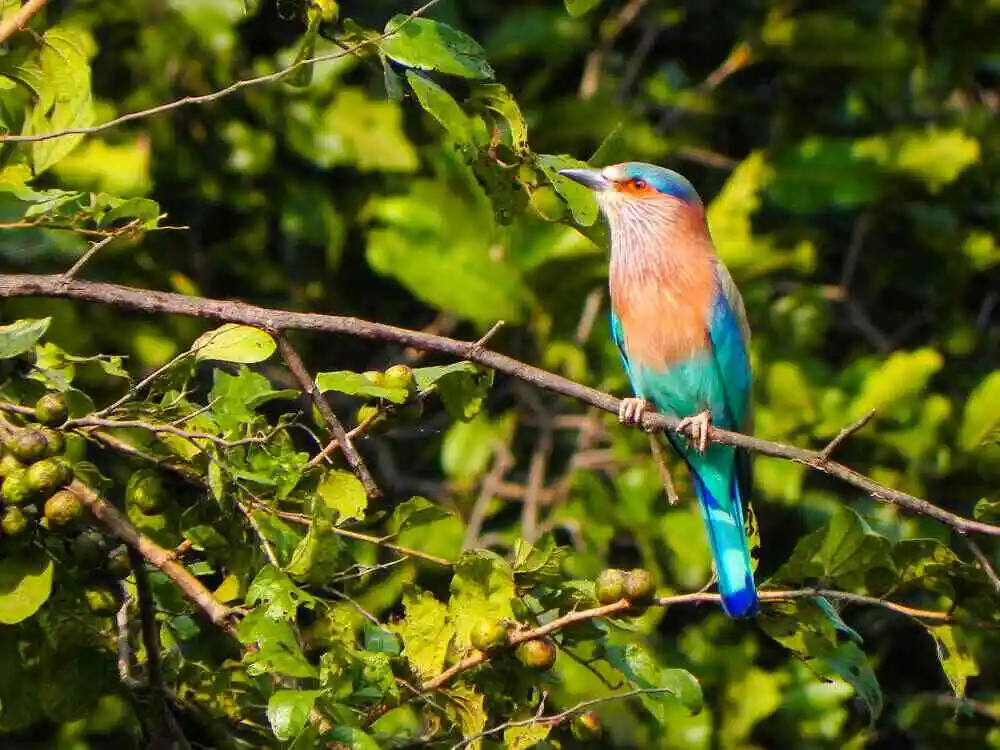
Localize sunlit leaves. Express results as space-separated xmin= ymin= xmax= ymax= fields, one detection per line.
xmin=380 ymin=16 xmax=494 ymax=80
xmin=442 ymin=683 xmax=487 ymax=749
xmin=316 ymin=469 xmax=367 ymax=523
xmin=406 ymin=71 xmax=473 ymax=144
xmin=268 ymin=689 xmax=324 ymax=742
xmin=192 ymin=324 xmax=276 ymax=364
xmin=603 ymin=644 xmax=703 ymax=718
xmin=925 ymin=625 xmax=979 ymax=699
xmin=448 ymin=549 xmax=516 ymax=651
xmin=848 ymin=348 xmax=943 ymax=420
xmin=0 ymin=317 xmax=50 ymax=359
xmin=316 ymin=370 xmax=409 ymax=404
xmin=393 ymin=586 xmax=454 ymax=679
xmin=246 ymin=565 xmax=316 ymax=621
xmin=0 ymin=549 xmax=54 ymax=625
xmin=959 ymin=371 xmax=1000 ymax=451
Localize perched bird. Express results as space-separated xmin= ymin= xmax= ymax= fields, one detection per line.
xmin=560 ymin=162 xmax=758 ymax=618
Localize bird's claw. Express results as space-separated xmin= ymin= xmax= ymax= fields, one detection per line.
xmin=618 ymin=398 xmax=652 ymax=429
xmin=676 ymin=410 xmax=712 ymax=454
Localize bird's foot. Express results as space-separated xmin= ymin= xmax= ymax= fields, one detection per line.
xmin=618 ymin=398 xmax=653 ymax=429
xmin=676 ymin=410 xmax=712 ymax=454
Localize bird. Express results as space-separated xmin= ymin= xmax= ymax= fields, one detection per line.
xmin=559 ymin=162 xmax=758 ymax=618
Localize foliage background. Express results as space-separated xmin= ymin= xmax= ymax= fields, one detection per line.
xmin=2 ymin=0 xmax=1000 ymax=747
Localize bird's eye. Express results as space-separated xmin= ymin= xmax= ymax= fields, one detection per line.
xmin=631 ymin=178 xmax=647 ymax=190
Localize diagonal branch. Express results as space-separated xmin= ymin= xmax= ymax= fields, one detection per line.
xmin=2 ymin=272 xmax=996 ymax=537
xmin=0 ymin=0 xmax=48 ymax=45
xmin=274 ymin=333 xmax=381 ymax=499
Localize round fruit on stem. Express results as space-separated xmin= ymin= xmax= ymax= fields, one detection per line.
xmin=34 ymin=393 xmax=69 ymax=426
xmin=126 ymin=470 xmax=166 ymax=514
xmin=0 ymin=452 xmax=24 ymax=478
xmin=41 ymin=428 xmax=65 ymax=457
xmin=594 ymin=568 xmax=627 ymax=605
xmin=382 ymin=364 xmax=417 ymax=398
xmin=4 ymin=429 xmax=49 ymax=464
xmin=44 ymin=489 xmax=84 ymax=528
xmin=2 ymin=469 xmax=34 ymax=505
xmin=623 ymin=568 xmax=655 ymax=603
xmin=26 ymin=458 xmax=73 ymax=496
xmin=1 ymin=506 xmax=29 ymax=536
xmin=470 ymin=618 xmax=508 ymax=651
xmin=570 ymin=711 xmax=603 ymax=741
xmin=514 ymin=637 xmax=557 ymax=670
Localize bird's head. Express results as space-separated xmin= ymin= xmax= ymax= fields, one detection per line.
xmin=559 ymin=162 xmax=705 ymax=255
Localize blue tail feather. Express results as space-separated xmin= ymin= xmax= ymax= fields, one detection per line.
xmin=691 ymin=472 xmax=758 ymax=618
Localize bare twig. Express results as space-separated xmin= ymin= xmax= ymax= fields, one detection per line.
xmin=94 ymin=349 xmax=191 ymax=419
xmin=450 ymin=686 xmax=673 ymax=750
xmin=522 ymin=426 xmax=553 ymax=543
xmin=128 ymin=547 xmax=163 ymax=688
xmin=69 ymin=415 xmax=273 ymax=448
xmin=275 ymin=334 xmax=381 ymax=499
xmin=61 ymin=218 xmax=143 ymax=282
xmin=579 ymin=0 xmax=649 ymax=99
xmin=648 ymin=433 xmax=681 ymax=505
xmin=0 ymin=0 xmax=441 ymax=145
xmin=961 ymin=535 xmax=1000 ymax=595
xmin=0 ymin=0 xmax=48 ymax=45
xmin=463 ymin=442 xmax=514 ymax=550
xmin=3 ymin=274 xmax=995 ymax=537
xmin=818 ymin=409 xmax=877 ymax=461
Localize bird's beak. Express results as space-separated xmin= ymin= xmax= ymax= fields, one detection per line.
xmin=558 ymin=168 xmax=610 ymax=192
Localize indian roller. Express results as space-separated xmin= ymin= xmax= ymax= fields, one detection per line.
xmin=560 ymin=162 xmax=758 ymax=618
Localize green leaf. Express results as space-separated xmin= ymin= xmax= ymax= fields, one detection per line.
xmin=769 ymin=137 xmax=883 ymax=213
xmin=512 ymin=533 xmax=569 ymax=588
xmin=327 ymin=726 xmax=382 ymax=750
xmin=16 ymin=28 xmax=97 ymax=175
xmin=316 ymin=469 xmax=368 ymax=523
xmin=854 ymin=126 xmax=980 ymax=192
xmin=286 ymin=515 xmax=348 ymax=585
xmin=815 ymin=642 xmax=883 ymax=723
xmin=363 ymin=621 xmax=402 ymax=655
xmin=0 ymin=549 xmax=54 ymax=625
xmin=247 ymin=565 xmax=317 ymax=621
xmin=959 ymin=371 xmax=1000 ymax=451
xmin=414 ymin=361 xmax=495 ymax=421
xmin=0 ymin=318 xmax=50 ymax=359
xmin=537 ymin=154 xmax=599 ymax=226
xmin=564 ymin=0 xmax=603 ymax=17
xmin=364 ymin=180 xmax=532 ymax=325
xmin=387 ymin=496 xmax=450 ymax=533
xmin=284 ymin=10 xmax=321 ymax=88
xmin=267 ymin=689 xmax=324 ymax=742
xmin=393 ymin=587 xmax=454 ymax=679
xmin=504 ymin=722 xmax=550 ymax=750
xmin=448 ymin=549 xmax=516 ymax=651
xmin=469 ymin=83 xmax=528 ymax=154
xmin=315 ymin=370 xmax=409 ymax=404
xmin=925 ymin=625 xmax=979 ymax=698
xmin=192 ymin=324 xmax=276 ymax=364
xmin=848 ymin=348 xmax=943 ymax=419
xmin=405 ymin=70 xmax=472 ymax=144
xmin=775 ymin=507 xmax=893 ymax=587
xmin=250 ymin=511 xmax=303 ymax=566
xmin=380 ymin=17 xmax=494 ymax=80
xmin=442 ymin=683 xmax=487 ymax=750
xmin=603 ymin=644 xmax=703 ymax=718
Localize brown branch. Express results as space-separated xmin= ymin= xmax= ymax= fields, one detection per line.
xmin=127 ymin=547 xmax=164 ymax=688
xmin=0 ymin=0 xmax=48 ymax=45
xmin=275 ymin=334 xmax=381 ymax=499
xmin=61 ymin=218 xmax=143 ymax=282
xmin=69 ymin=415 xmax=272 ymax=448
xmin=961 ymin=535 xmax=1000 ymax=596
xmin=818 ymin=408 xmax=876 ymax=461
xmin=0 ymin=0 xmax=441 ymax=145
xmin=360 ymin=586 xmax=954 ymax=727
xmin=67 ymin=479 xmax=238 ymax=636
xmin=3 ymin=273 xmax=995 ymax=537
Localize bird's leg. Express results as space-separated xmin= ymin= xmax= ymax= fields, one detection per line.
xmin=676 ymin=410 xmax=712 ymax=454
xmin=618 ymin=398 xmax=653 ymax=429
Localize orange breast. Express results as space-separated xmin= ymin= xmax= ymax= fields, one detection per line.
xmin=611 ymin=235 xmax=716 ymax=370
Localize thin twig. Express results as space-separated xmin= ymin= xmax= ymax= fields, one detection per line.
xmin=94 ymin=349 xmax=191 ymax=419
xmin=0 ymin=0 xmax=442 ymax=145
xmin=818 ymin=409 xmax=876 ymax=461
xmin=522 ymin=426 xmax=552 ymax=543
xmin=61 ymin=218 xmax=143 ymax=282
xmin=0 ymin=0 xmax=48 ymax=45
xmin=648 ymin=433 xmax=681 ymax=505
xmin=69 ymin=415 xmax=273 ymax=448
xmin=4 ymin=274 xmax=994 ymax=536
xmin=450 ymin=687 xmax=673 ymax=750
xmin=961 ymin=534 xmax=1000 ymax=595
xmin=128 ymin=547 xmax=163 ymax=688
xmin=463 ymin=442 xmax=514 ymax=551
xmin=275 ymin=334 xmax=381 ymax=499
